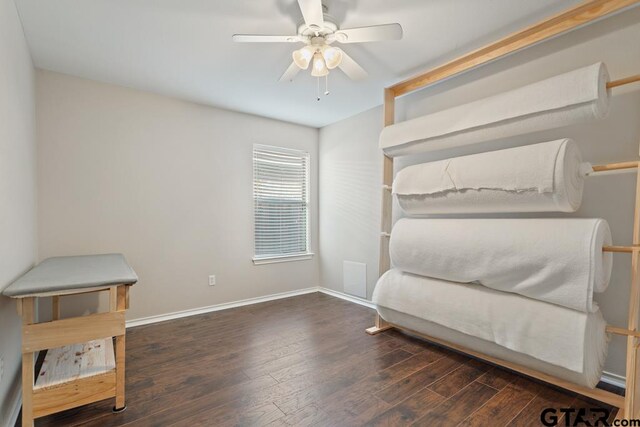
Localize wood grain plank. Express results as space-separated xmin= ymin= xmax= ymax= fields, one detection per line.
xmin=367 ymin=387 xmax=445 ymax=426
xmin=412 ymin=381 xmax=498 ymax=427
xmin=317 ymin=349 xmax=447 ymax=413
xmin=272 ymin=347 xmax=416 ymax=416
xmin=116 ymin=375 xmax=279 ymax=427
xmin=509 ymin=388 xmax=575 ymax=427
xmin=458 ymin=384 xmax=536 ymax=426
xmin=265 ymin=404 xmax=332 ymax=427
xmin=166 ymin=402 xmax=285 ymax=427
xmin=268 ymin=335 xmax=405 ymax=383
xmin=428 ymin=359 xmax=490 ymax=398
xmin=22 ymin=311 xmax=125 ymax=353
xmin=375 ymin=355 xmax=463 ymax=405
xmin=323 ymin=394 xmax=392 ymax=426
xmin=476 ymin=366 xmax=518 ymax=390
xmin=566 ymin=397 xmax=617 ymax=427
xmin=35 ymin=338 xmax=115 ymax=389
xmin=32 ymin=372 xmax=116 ymax=418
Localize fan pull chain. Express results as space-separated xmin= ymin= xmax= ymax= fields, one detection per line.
xmin=316 ymin=77 xmax=320 ymax=101
xmin=325 ymin=75 xmax=329 ymax=96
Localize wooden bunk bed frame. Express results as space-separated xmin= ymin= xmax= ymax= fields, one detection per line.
xmin=366 ymin=0 xmax=640 ymax=419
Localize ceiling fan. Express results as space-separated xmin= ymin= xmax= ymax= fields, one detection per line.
xmin=232 ymin=0 xmax=403 ymax=97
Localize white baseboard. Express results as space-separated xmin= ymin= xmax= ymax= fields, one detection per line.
xmin=318 ymin=287 xmax=375 ymax=309
xmin=601 ymin=371 xmax=626 ymax=389
xmin=126 ymin=287 xmax=320 ymax=328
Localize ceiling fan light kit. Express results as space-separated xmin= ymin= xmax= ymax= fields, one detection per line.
xmin=292 ymin=45 xmax=314 ymax=69
xmin=311 ymin=52 xmax=329 ymax=77
xmin=232 ymin=0 xmax=403 ymax=99
xmin=322 ymin=46 xmax=342 ymax=69
xmin=293 ymin=43 xmax=342 ymax=73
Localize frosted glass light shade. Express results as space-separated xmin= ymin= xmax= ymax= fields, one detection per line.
xmin=311 ymin=52 xmax=329 ymax=77
xmin=292 ymin=46 xmax=314 ymax=70
xmin=322 ymin=47 xmax=343 ymax=69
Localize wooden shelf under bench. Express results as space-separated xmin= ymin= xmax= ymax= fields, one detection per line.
xmin=36 ymin=338 xmax=116 ymax=390
xmin=32 ymin=338 xmax=117 ymax=418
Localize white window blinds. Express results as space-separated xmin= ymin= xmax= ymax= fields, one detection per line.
xmin=253 ymin=145 xmax=310 ymax=261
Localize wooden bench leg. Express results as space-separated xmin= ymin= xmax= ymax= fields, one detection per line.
xmin=366 ymin=313 xmax=393 ymax=335
xmin=21 ymin=298 xmax=35 ymax=427
xmin=114 ymin=335 xmax=126 ymax=411
xmin=112 ymin=286 xmax=127 ymax=412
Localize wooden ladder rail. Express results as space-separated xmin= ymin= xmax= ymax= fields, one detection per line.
xmin=591 ymin=161 xmax=640 ymax=417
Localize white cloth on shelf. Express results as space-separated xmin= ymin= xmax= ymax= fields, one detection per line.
xmin=372 ymin=269 xmax=608 ymax=388
xmin=380 ymin=62 xmax=610 ymax=156
xmin=389 ymin=217 xmax=612 ymax=313
xmin=393 ymin=139 xmax=590 ymax=214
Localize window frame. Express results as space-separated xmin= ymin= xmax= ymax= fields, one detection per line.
xmin=252 ymin=144 xmax=313 ymax=265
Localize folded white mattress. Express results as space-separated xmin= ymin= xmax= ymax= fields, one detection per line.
xmin=380 ymin=62 xmax=610 ymax=156
xmin=390 ymin=218 xmax=612 ymax=313
xmin=393 ymin=139 xmax=590 ymax=214
xmin=372 ymin=269 xmax=608 ymax=388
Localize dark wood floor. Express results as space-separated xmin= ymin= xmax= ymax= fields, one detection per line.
xmin=27 ymin=293 xmax=620 ymax=426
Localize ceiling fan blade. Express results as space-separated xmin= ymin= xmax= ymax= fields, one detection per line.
xmin=279 ymin=62 xmax=301 ymax=82
xmin=297 ymin=0 xmax=324 ymax=29
xmin=334 ymin=23 xmax=403 ymax=43
xmin=338 ymin=51 xmax=367 ymax=80
xmin=232 ymin=34 xmax=301 ymax=43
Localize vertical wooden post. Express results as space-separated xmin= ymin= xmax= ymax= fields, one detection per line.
xmin=21 ymin=297 xmax=35 ymax=427
xmin=113 ymin=285 xmax=127 ymax=411
xmin=109 ymin=286 xmax=118 ymax=312
xmin=625 ymin=165 xmax=640 ymax=418
xmin=52 ymin=296 xmax=60 ymax=321
xmin=379 ymin=88 xmax=395 ymax=276
xmin=367 ymin=88 xmax=396 ymax=335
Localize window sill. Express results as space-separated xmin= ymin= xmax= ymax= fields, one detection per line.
xmin=252 ymin=253 xmax=315 ymax=265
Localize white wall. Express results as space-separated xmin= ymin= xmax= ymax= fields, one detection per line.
xmin=319 ymin=107 xmax=384 ymax=301
xmin=36 ymin=70 xmax=319 ymax=321
xmin=0 ymin=0 xmax=37 ymax=422
xmin=319 ymin=9 xmax=640 ymax=380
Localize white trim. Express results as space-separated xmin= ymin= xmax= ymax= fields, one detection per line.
xmin=126 ymin=287 xmax=320 ymax=328
xmin=318 ymin=287 xmax=375 ymax=309
xmin=7 ymin=381 xmax=22 ymax=427
xmin=601 ymin=371 xmax=626 ymax=389
xmin=252 ymin=253 xmax=314 ymax=265
xmin=253 ymin=144 xmax=309 ymax=156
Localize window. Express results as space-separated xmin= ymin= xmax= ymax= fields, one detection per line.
xmin=253 ymin=145 xmax=311 ymax=264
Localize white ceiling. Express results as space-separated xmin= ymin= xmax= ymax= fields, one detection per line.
xmin=15 ymin=0 xmax=582 ymax=128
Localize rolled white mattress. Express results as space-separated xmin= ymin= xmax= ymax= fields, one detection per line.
xmin=390 ymin=218 xmax=612 ymax=313
xmin=394 ymin=139 xmax=590 ymax=214
xmin=372 ymin=269 xmax=608 ymax=388
xmin=380 ymin=62 xmax=610 ymax=157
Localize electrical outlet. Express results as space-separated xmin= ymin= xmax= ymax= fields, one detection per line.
xmin=209 ymin=275 xmax=216 ymax=286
